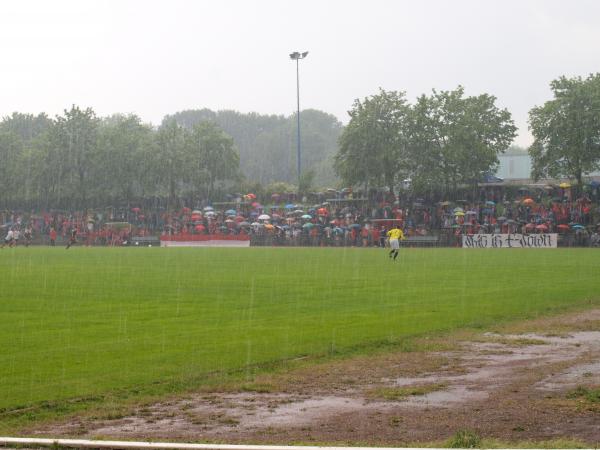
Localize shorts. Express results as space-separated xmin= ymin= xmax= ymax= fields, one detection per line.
xmin=390 ymin=238 xmax=400 ymax=250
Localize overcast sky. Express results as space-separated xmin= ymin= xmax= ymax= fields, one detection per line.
xmin=1 ymin=0 xmax=599 ymax=147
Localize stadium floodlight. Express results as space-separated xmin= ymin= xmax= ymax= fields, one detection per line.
xmin=289 ymin=50 xmax=309 ymax=186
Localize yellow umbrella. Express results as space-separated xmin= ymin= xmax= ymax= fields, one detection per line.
xmin=559 ymin=182 xmax=571 ymax=189
xmin=454 ymin=211 xmax=465 ymax=216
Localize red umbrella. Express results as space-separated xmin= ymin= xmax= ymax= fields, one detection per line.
xmin=131 ymin=207 xmax=141 ymax=213
xmin=522 ymin=198 xmax=535 ymax=206
xmin=557 ymin=224 xmax=570 ymax=232
xmin=194 ymin=224 xmax=205 ymax=232
xmin=246 ymin=193 xmax=256 ymax=200
xmin=535 ymin=224 xmax=548 ymax=231
xmin=525 ymin=222 xmax=536 ymax=230
xmin=317 ymin=207 xmax=328 ymax=216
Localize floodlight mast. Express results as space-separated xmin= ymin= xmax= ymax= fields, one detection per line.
xmin=289 ymin=51 xmax=308 ymax=188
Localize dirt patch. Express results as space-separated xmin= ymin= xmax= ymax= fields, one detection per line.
xmin=28 ymin=309 xmax=600 ymax=446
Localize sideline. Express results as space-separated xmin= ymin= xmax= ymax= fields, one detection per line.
xmin=0 ymin=437 xmax=588 ymax=450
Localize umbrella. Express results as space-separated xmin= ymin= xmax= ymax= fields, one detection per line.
xmin=293 ymin=209 xmax=305 ymax=215
xmin=571 ymin=224 xmax=584 ymax=230
xmin=438 ymin=201 xmax=450 ymax=206
xmin=485 ymin=200 xmax=495 ymax=206
xmin=245 ymin=193 xmax=257 ymax=199
xmin=349 ymin=223 xmax=362 ymax=229
xmin=497 ymin=216 xmax=507 ymax=221
xmin=205 ymin=211 xmax=216 ymax=216
xmin=453 ymin=207 xmax=464 ymax=213
xmin=466 ymin=210 xmax=477 ymax=215
xmin=238 ymin=221 xmax=250 ymax=227
xmin=454 ymin=211 xmax=465 ymax=216
xmin=225 ymin=209 xmax=237 ymax=216
xmin=194 ymin=224 xmax=205 ymax=232
xmin=203 ymin=206 xmax=214 ymax=211
xmin=251 ymin=202 xmax=261 ymax=208
xmin=258 ymin=214 xmax=271 ymax=220
xmin=285 ymin=204 xmax=296 ymax=209
xmin=302 ymin=222 xmax=315 ymax=229
xmin=301 ymin=214 xmax=312 ymax=219
xmin=522 ymin=198 xmax=535 ymax=206
xmin=557 ymin=224 xmax=570 ymax=231
xmin=535 ymin=224 xmax=548 ymax=231
xmin=251 ymin=222 xmax=261 ymax=227
xmin=525 ymin=223 xmax=536 ymax=229
xmin=224 ymin=219 xmax=235 ymax=224
xmin=559 ymin=182 xmax=571 ymax=189
xmin=590 ymin=180 xmax=600 ymax=188
xmin=333 ymin=227 xmax=344 ymax=234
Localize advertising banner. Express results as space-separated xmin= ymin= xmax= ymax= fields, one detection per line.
xmin=462 ymin=233 xmax=558 ymax=249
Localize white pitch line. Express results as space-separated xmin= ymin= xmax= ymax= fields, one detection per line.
xmin=0 ymin=437 xmax=589 ymax=450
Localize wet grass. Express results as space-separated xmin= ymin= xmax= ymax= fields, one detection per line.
xmin=1 ymin=246 xmax=600 ymax=429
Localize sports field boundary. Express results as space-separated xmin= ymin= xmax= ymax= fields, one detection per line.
xmin=0 ymin=437 xmax=590 ymax=450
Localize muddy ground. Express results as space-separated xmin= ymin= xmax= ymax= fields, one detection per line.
xmin=28 ymin=309 xmax=600 ymax=446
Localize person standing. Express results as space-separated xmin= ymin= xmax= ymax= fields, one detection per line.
xmin=386 ymin=224 xmax=405 ymax=261
xmin=1 ymin=228 xmax=15 ymax=248
xmin=49 ymin=226 xmax=57 ymax=246
xmin=65 ymin=227 xmax=77 ymax=249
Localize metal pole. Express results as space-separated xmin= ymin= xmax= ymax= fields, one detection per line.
xmin=296 ymin=57 xmax=301 ymax=186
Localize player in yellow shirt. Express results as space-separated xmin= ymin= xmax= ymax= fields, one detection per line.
xmin=386 ymin=224 xmax=405 ymax=261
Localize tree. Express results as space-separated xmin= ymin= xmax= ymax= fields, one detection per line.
xmin=97 ymin=114 xmax=155 ymax=205
xmin=335 ymin=89 xmax=411 ymax=194
xmin=186 ymin=121 xmax=239 ymax=201
xmin=529 ymin=74 xmax=600 ymax=189
xmin=36 ymin=106 xmax=99 ymax=208
xmin=155 ymin=120 xmax=188 ymax=207
xmin=409 ymin=87 xmax=516 ymax=196
xmin=0 ymin=131 xmax=24 ymax=206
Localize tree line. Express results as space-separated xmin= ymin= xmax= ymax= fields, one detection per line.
xmin=0 ymin=107 xmax=342 ymax=210
xmin=335 ymin=74 xmax=600 ymax=199
xmin=1 ymin=73 xmax=599 ymax=210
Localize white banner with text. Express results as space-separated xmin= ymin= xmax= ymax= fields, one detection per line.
xmin=462 ymin=233 xmax=558 ymax=249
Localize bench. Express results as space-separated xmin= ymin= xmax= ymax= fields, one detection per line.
xmin=401 ymin=235 xmax=440 ymax=247
xmin=131 ymin=236 xmax=161 ymax=246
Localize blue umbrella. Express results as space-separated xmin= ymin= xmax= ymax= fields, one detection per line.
xmin=571 ymin=224 xmax=584 ymax=229
xmin=349 ymin=223 xmax=362 ymax=229
xmin=285 ymin=204 xmax=295 ymax=209
xmin=225 ymin=209 xmax=237 ymax=216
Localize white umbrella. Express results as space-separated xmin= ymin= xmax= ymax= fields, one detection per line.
xmin=258 ymin=214 xmax=271 ymax=220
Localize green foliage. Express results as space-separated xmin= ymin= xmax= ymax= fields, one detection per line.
xmin=335 ymin=87 xmax=516 ymax=196
xmin=166 ymin=108 xmax=343 ymax=186
xmin=447 ymin=430 xmax=482 ymax=448
xmin=567 ymin=386 xmax=600 ymax=403
xmin=0 ymin=247 xmax=599 ymax=422
xmin=529 ymin=73 xmax=600 ymax=188
xmin=335 ymin=89 xmax=411 ymax=194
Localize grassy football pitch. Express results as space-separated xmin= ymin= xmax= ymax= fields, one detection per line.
xmin=0 ymin=246 xmax=599 ymax=417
